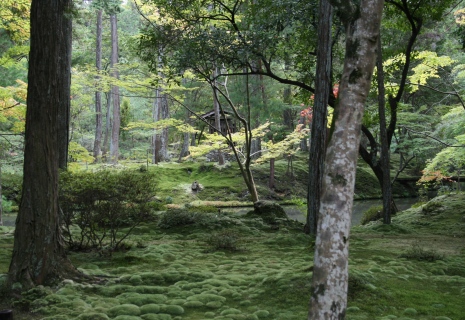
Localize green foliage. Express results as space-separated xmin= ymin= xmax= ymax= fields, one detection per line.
xmin=360 ymin=205 xmax=383 ymax=225
xmin=1 ymin=195 xmax=13 ymax=213
xmin=205 ymin=230 xmax=243 ymax=252
xmin=68 ymin=142 xmax=94 ymax=166
xmin=59 ymin=169 xmax=160 ymax=251
xmin=400 ymin=242 xmax=445 ymax=261
xmin=0 ymin=172 xmax=22 ymax=205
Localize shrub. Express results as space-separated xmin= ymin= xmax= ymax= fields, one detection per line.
xmin=59 ymin=169 xmax=160 ymax=252
xmin=206 ymin=230 xmax=243 ymax=252
xmin=400 ymin=242 xmax=445 ymax=261
xmin=360 ymin=205 xmax=383 ymax=225
xmin=158 ymin=209 xmax=199 ymax=229
xmin=2 ymin=195 xmax=14 ymax=213
xmin=1 ymin=172 xmax=22 ymax=205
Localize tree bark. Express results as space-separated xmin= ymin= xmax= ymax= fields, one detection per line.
xmin=376 ymin=36 xmax=393 ymax=224
xmin=8 ymin=0 xmax=78 ymax=290
xmin=93 ymin=9 xmax=103 ymax=162
xmin=109 ymin=13 xmax=120 ymax=164
xmin=102 ymin=91 xmax=111 ymax=159
xmin=213 ymin=66 xmax=225 ymax=165
xmin=57 ymin=0 xmax=72 ymax=170
xmin=309 ymin=0 xmax=384 ymax=318
xmin=306 ymin=0 xmax=332 ymax=235
xmin=358 ymin=0 xmax=422 ymax=223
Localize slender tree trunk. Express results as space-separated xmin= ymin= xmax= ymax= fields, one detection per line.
xmin=269 ymin=158 xmax=275 ymax=189
xmin=377 ymin=36 xmax=393 ymax=224
xmin=93 ymin=9 xmax=103 ymax=162
xmin=178 ymin=109 xmax=191 ymax=162
xmin=306 ymin=0 xmax=332 ymax=235
xmin=282 ymin=86 xmax=295 ymax=130
xmin=309 ymin=0 xmax=384 ymax=318
xmin=152 ymin=50 xmax=170 ymax=163
xmin=8 ymin=0 xmax=79 ymax=290
xmin=213 ymin=66 xmax=225 ymax=165
xmin=102 ymin=92 xmax=111 ymax=159
xmin=151 ymin=88 xmax=159 ymax=164
xmin=109 ymin=14 xmax=120 ymax=164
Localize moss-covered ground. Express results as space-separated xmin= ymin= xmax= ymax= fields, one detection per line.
xmin=1 ymin=191 xmax=465 ymax=320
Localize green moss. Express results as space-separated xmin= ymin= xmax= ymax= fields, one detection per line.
xmin=221 ymin=308 xmax=242 ymax=315
xmin=140 ymin=304 xmax=162 ymax=314
xmin=253 ymin=310 xmax=270 ymax=318
xmin=117 ymin=293 xmax=168 ymax=306
xmin=75 ymin=313 xmax=110 ymax=320
xmin=113 ymin=316 xmax=143 ymax=320
xmin=107 ymin=304 xmax=141 ymax=318
xmin=160 ymin=304 xmax=184 ymax=315
xmin=403 ymin=307 xmax=417 ymax=316
xmin=141 ymin=314 xmax=172 ymax=320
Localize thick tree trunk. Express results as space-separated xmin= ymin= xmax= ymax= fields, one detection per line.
xmin=8 ymin=0 xmax=78 ymax=290
xmin=57 ymin=1 xmax=72 ymax=170
xmin=93 ymin=9 xmax=103 ymax=162
xmin=306 ymin=0 xmax=332 ymax=235
xmin=309 ymin=0 xmax=384 ymax=318
xmin=109 ymin=14 xmax=120 ymax=164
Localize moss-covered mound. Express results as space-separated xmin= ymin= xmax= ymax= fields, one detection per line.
xmin=1 ymin=193 xmax=464 ymax=320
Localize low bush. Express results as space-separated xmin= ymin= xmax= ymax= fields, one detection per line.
xmin=1 ymin=172 xmax=22 ymax=206
xmin=206 ymin=230 xmax=243 ymax=252
xmin=360 ymin=205 xmax=383 ymax=225
xmin=400 ymin=242 xmax=445 ymax=262
xmin=59 ymin=169 xmax=160 ymax=252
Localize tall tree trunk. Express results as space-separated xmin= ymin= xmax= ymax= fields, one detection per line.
xmin=376 ymin=36 xmax=393 ymax=224
xmin=151 ymin=88 xmax=158 ymax=164
xmin=102 ymin=92 xmax=111 ymax=159
xmin=109 ymin=13 xmax=120 ymax=164
xmin=8 ymin=0 xmax=79 ymax=290
xmin=306 ymin=0 xmax=332 ymax=235
xmin=213 ymin=66 xmax=225 ymax=165
xmin=152 ymin=87 xmax=170 ymax=163
xmin=93 ymin=9 xmax=103 ymax=162
xmin=269 ymin=158 xmax=275 ymax=189
xmin=282 ymin=86 xmax=295 ymax=130
xmin=178 ymin=109 xmax=191 ymax=162
xmin=57 ymin=1 xmax=72 ymax=170
xmin=152 ymin=50 xmax=170 ymax=163
xmin=309 ymin=0 xmax=384 ymax=318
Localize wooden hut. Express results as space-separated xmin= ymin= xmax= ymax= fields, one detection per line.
xmin=199 ymin=110 xmax=237 ymax=135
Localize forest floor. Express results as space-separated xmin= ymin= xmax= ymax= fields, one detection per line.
xmin=0 ymin=154 xmax=460 ymax=319
xmin=0 ymin=188 xmax=464 ymax=320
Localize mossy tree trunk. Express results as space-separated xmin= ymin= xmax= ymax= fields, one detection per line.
xmin=8 ymin=0 xmax=79 ymax=290
xmin=309 ymin=0 xmax=384 ymax=318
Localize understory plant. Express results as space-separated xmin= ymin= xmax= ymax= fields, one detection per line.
xmin=59 ymin=169 xmax=160 ymax=252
